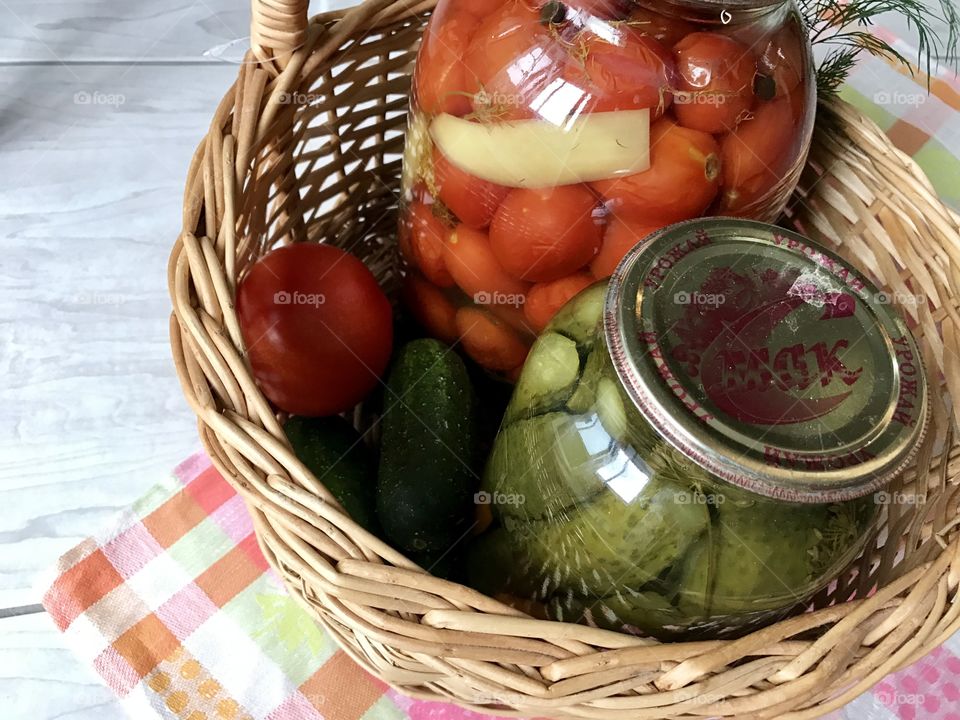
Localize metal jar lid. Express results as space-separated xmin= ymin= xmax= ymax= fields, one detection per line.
xmin=605 ymin=219 xmax=929 ymax=503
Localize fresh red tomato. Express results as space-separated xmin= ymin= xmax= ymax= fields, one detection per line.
xmin=237 ymin=244 xmax=393 ymax=417
xmin=414 ymin=9 xmax=480 ymax=116
xmin=524 ymin=272 xmax=595 ymax=332
xmin=490 ymin=185 xmax=604 ymax=282
xmin=628 ymin=5 xmax=696 ymax=47
xmin=433 ymin=148 xmax=510 ymax=230
xmin=757 ymin=24 xmax=807 ymax=98
xmin=567 ymin=27 xmax=676 ymax=114
xmin=462 ymin=2 xmax=567 ymax=121
xmin=592 ymin=118 xmax=720 ymax=222
xmin=673 ymin=32 xmax=757 ymax=133
xmin=719 ymin=90 xmax=805 ymax=214
xmin=590 ymin=217 xmax=665 ymax=278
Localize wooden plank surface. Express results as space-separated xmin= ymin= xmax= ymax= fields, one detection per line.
xmin=0 ymin=613 xmax=126 ymax=720
xmin=0 ymin=0 xmax=245 ymax=62
xmin=0 ymin=0 xmax=357 ymax=62
xmin=0 ymin=61 xmax=239 ymax=609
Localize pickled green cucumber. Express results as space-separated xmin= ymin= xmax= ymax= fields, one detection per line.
xmin=505 ymin=333 xmax=581 ymax=425
xmin=503 ymin=477 xmax=710 ymax=597
xmin=546 ymin=282 xmax=607 ymax=345
xmin=646 ymin=442 xmax=713 ymax=493
xmin=482 ymin=412 xmax=609 ymax=519
xmin=547 ymin=589 xmax=682 ymax=634
xmin=594 ymin=589 xmax=683 ymax=633
xmin=465 ymin=527 xmax=543 ymax=599
xmin=566 ymin=346 xmax=605 ymax=414
xmin=567 ymin=346 xmax=659 ymax=454
xmin=671 ymin=499 xmax=834 ymax=617
xmin=596 ymin=378 xmax=628 ymax=441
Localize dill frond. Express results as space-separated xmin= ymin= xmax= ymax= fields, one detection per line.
xmin=799 ymin=0 xmax=960 ymax=96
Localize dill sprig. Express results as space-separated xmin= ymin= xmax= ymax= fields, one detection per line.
xmin=799 ymin=0 xmax=960 ymax=97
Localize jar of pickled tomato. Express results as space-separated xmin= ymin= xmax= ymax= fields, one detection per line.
xmin=467 ymin=219 xmax=929 ymax=640
xmin=400 ymin=0 xmax=816 ymax=375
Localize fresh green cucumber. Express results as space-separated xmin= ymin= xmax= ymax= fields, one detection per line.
xmin=376 ymin=339 xmax=479 ymax=555
xmin=284 ymin=416 xmax=378 ymax=533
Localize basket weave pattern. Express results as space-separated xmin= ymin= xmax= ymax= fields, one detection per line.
xmin=168 ymin=2 xmax=960 ymax=717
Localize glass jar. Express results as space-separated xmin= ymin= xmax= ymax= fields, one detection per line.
xmin=466 ymin=219 xmax=929 ymax=639
xmin=400 ymin=0 xmax=817 ymax=375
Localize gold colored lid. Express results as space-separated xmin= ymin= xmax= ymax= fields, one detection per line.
xmin=606 ymin=219 xmax=929 ymax=503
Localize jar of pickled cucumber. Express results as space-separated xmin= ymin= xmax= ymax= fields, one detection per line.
xmin=466 ymin=219 xmax=929 ymax=640
xmin=400 ymin=0 xmax=816 ymax=375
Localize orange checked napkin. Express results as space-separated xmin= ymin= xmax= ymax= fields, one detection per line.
xmin=40 ymin=452 xmax=960 ymax=720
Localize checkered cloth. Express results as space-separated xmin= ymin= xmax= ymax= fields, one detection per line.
xmin=42 ymin=54 xmax=960 ymax=720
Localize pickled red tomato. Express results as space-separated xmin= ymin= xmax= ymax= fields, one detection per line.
xmin=456 ymin=307 xmax=530 ymax=372
xmin=460 ymin=0 xmax=511 ymax=16
xmin=462 ymin=3 xmax=565 ymax=121
xmin=490 ymin=185 xmax=604 ymax=283
xmin=553 ymin=0 xmax=633 ymax=20
xmin=569 ymin=27 xmax=676 ymax=114
xmin=591 ymin=217 xmax=665 ymax=278
xmin=403 ymin=202 xmax=454 ymax=287
xmin=720 ymin=89 xmax=805 ymax=213
xmin=434 ymin=148 xmax=510 ymax=230
xmin=627 ymin=5 xmax=697 ymax=47
xmin=673 ymin=32 xmax=756 ymax=133
xmin=414 ymin=9 xmax=480 ymax=116
xmin=757 ymin=25 xmax=807 ymax=97
xmin=592 ymin=118 xmax=720 ymax=223
xmin=444 ymin=225 xmax=530 ymax=301
xmin=402 ymin=273 xmax=461 ymax=345
xmin=524 ymin=272 xmax=595 ymax=333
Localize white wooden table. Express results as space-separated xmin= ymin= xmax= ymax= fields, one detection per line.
xmin=0 ymin=2 xmax=952 ymax=719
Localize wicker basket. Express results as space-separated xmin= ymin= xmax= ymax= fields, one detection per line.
xmin=168 ymin=1 xmax=960 ymax=717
